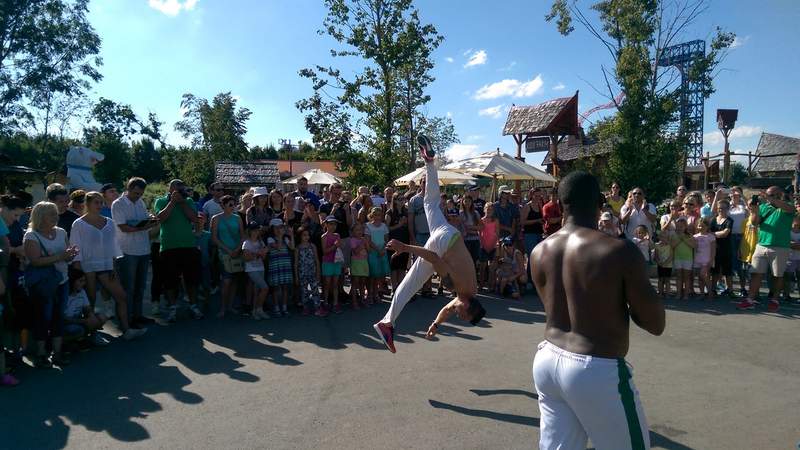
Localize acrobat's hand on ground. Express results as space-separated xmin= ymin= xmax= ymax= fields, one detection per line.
xmin=425 ymin=322 xmax=438 ymax=339
xmin=386 ymin=239 xmax=407 ymax=256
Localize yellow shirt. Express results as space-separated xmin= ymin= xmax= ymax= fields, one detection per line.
xmin=740 ymin=217 xmax=758 ymax=263
xmin=607 ymin=197 xmax=625 ymax=215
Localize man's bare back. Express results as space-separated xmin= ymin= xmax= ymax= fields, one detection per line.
xmin=531 ymin=224 xmax=664 ymax=359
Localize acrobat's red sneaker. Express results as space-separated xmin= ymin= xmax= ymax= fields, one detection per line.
xmin=418 ymin=134 xmax=435 ymax=161
xmin=373 ymin=321 xmax=396 ymax=353
xmin=736 ymin=299 xmax=755 ymax=310
xmin=767 ymin=299 xmax=780 ymax=312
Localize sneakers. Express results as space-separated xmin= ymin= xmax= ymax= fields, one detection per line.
xmin=417 ymin=134 xmax=435 ymax=160
xmin=736 ymin=299 xmax=755 ymax=310
xmin=315 ymin=305 xmax=329 ymax=317
xmin=768 ymin=299 xmax=780 ymax=312
xmin=333 ymin=304 xmax=343 ymax=314
xmin=189 ymin=304 xmax=204 ymax=319
xmin=33 ymin=355 xmax=52 ymax=369
xmin=51 ymin=352 xmax=70 ymax=367
xmin=122 ymin=328 xmax=147 ymax=341
xmin=91 ymin=333 xmax=110 ymax=347
xmin=373 ymin=321 xmax=396 ymax=353
xmin=167 ymin=306 xmax=178 ymax=323
xmin=0 ymin=373 xmax=20 ymax=387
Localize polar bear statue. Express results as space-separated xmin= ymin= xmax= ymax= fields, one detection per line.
xmin=66 ymin=146 xmax=105 ymax=191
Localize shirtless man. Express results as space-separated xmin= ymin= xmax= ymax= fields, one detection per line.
xmin=530 ymin=171 xmax=665 ymax=450
xmin=373 ymin=136 xmax=485 ymax=353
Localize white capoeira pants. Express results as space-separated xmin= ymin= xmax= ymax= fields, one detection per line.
xmin=533 ymin=341 xmax=651 ymax=450
xmin=381 ymin=160 xmax=460 ymax=327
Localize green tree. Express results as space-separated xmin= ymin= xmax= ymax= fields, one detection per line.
xmin=297 ymin=0 xmax=444 ymax=187
xmin=730 ymin=161 xmax=748 ymax=186
xmin=174 ymin=92 xmax=252 ymax=162
xmin=0 ymin=0 xmax=102 ymax=132
xmin=546 ymin=0 xmax=734 ymax=202
xmin=130 ymin=138 xmax=165 ymax=182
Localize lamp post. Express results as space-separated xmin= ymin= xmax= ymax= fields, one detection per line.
xmin=717 ymin=109 xmax=738 ymax=184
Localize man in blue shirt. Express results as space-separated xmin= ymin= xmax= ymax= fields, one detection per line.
xmin=293 ymin=176 xmax=320 ymax=210
xmin=493 ymin=186 xmax=519 ymax=241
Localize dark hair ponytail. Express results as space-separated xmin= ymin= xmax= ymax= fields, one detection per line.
xmin=0 ymin=194 xmax=28 ymax=210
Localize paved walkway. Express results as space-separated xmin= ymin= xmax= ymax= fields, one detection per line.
xmin=2 ymin=291 xmax=799 ymax=449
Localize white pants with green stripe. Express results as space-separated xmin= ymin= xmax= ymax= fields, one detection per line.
xmin=533 ymin=341 xmax=651 ymax=450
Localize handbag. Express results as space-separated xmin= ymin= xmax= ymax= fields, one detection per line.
xmin=219 ymin=252 xmax=244 ymax=273
xmin=24 ymin=233 xmax=62 ymax=298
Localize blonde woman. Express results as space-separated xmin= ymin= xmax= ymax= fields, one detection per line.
xmin=70 ymin=192 xmax=146 ymax=341
xmin=23 ymin=202 xmax=79 ymax=368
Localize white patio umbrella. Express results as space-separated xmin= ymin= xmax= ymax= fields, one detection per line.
xmin=394 ymin=167 xmax=477 ymax=186
xmin=444 ymin=149 xmax=556 ymax=183
xmin=283 ymin=168 xmax=342 ymax=186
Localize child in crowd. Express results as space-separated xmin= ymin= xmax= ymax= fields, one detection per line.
xmin=478 ymin=203 xmax=499 ymax=292
xmin=242 ymin=222 xmax=269 ymax=320
xmin=497 ymin=236 xmax=526 ymax=296
xmin=366 ymin=207 xmax=390 ymax=304
xmin=267 ymin=218 xmax=294 ymax=317
xmin=496 ymin=255 xmax=520 ymax=299
xmin=632 ymin=225 xmax=653 ymax=263
xmin=672 ymin=217 xmax=696 ymax=300
xmin=782 ymin=216 xmax=800 ymax=301
xmin=195 ymin=225 xmax=212 ymax=309
xmin=63 ymin=268 xmax=108 ymax=341
xmin=654 ymin=235 xmax=674 ymax=296
xmin=598 ymin=211 xmax=620 ymax=237
xmin=321 ymin=216 xmax=343 ymax=314
xmin=294 ymin=227 xmax=324 ymax=316
xmin=693 ymin=219 xmax=716 ymax=299
xmin=349 ymin=222 xmax=369 ymax=308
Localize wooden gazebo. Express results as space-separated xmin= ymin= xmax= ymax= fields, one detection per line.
xmin=502 ymin=91 xmax=580 ymax=179
xmin=214 ymin=160 xmax=280 ymax=192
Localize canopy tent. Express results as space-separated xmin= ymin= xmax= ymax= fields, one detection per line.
xmin=394 ymin=167 xmax=477 ymax=186
xmin=444 ymin=149 xmax=557 ymax=183
xmin=282 ymin=168 xmax=342 ymax=186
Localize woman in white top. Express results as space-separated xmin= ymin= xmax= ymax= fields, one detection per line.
xmin=24 ymin=202 xmax=79 ymax=368
xmin=727 ymin=186 xmax=750 ymax=296
xmin=70 ymin=192 xmax=146 ymax=340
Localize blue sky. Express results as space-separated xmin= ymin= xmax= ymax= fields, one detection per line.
xmin=87 ymin=0 xmax=800 ymax=168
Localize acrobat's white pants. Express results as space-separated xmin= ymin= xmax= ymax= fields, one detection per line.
xmin=381 ymin=160 xmax=460 ymax=326
xmin=533 ymin=341 xmax=651 ymax=450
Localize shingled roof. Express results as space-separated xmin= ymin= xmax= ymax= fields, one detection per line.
xmin=502 ymin=92 xmax=579 ymax=137
xmin=540 ymin=137 xmax=613 ymax=165
xmin=753 ymin=132 xmax=800 ymax=174
xmin=215 ymin=160 xmax=280 ymax=187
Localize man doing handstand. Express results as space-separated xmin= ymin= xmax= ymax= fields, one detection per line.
xmin=373 ymin=136 xmax=485 ymax=353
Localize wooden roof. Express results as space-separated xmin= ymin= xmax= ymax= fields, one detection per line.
xmin=752 ymin=132 xmax=800 ymax=174
xmin=541 ymin=137 xmax=613 ymax=165
xmin=502 ymin=92 xmax=579 ymax=137
xmin=215 ymin=160 xmax=280 ymax=187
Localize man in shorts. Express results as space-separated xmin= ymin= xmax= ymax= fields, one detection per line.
xmin=530 ymin=171 xmax=664 ymax=450
xmin=374 ymin=138 xmax=485 ymax=353
xmin=737 ymin=186 xmax=795 ymax=312
xmin=154 ymin=179 xmax=205 ymax=323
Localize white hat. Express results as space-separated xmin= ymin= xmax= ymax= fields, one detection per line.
xmin=269 ymin=218 xmax=284 ymax=227
xmin=600 ymin=212 xmax=613 ymax=221
xmin=252 ymin=187 xmax=269 ymax=198
xmin=498 ymin=185 xmax=512 ymax=194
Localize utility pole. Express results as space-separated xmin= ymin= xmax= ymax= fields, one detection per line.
xmin=717 ymin=109 xmax=738 ymax=184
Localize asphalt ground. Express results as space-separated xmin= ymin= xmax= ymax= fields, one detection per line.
xmin=1 ymin=289 xmax=799 ymax=449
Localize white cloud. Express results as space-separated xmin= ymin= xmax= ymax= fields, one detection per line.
xmin=553 ymin=82 xmax=566 ymax=91
xmin=446 ymin=111 xmax=453 ymax=118
xmin=731 ymin=35 xmax=750 ymax=49
xmin=465 ymin=134 xmax=485 ymax=142
xmin=704 ymin=125 xmax=762 ymax=146
xmin=462 ymin=48 xmax=473 ymax=56
xmin=498 ymin=61 xmax=517 ymax=72
xmin=445 ymin=57 xmax=454 ymax=63
xmin=478 ymin=105 xmax=505 ymax=119
xmin=148 ymin=0 xmax=199 ymax=16
xmin=447 ymin=144 xmax=481 ymax=161
xmin=464 ymin=50 xmax=488 ymax=68
xmin=474 ymin=74 xmax=544 ymax=100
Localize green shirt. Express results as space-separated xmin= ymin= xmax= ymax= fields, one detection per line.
xmin=672 ymin=234 xmax=694 ymax=261
xmin=757 ymin=203 xmax=794 ymax=248
xmin=153 ymin=194 xmax=197 ymax=251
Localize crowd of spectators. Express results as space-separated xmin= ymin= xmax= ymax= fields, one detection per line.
xmin=2 ymin=171 xmax=797 ymax=387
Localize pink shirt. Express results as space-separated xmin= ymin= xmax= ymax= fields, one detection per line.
xmin=693 ymin=233 xmax=715 ymax=265
xmin=322 ymin=233 xmax=339 ymax=263
xmin=480 ymin=219 xmax=498 ymax=251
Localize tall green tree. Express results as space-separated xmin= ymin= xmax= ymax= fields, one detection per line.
xmin=297 ymin=0 xmax=445 ymax=187
xmin=546 ymin=0 xmax=734 ymax=201
xmin=0 ymin=0 xmax=102 ymax=132
xmin=174 ymin=92 xmax=252 ymax=162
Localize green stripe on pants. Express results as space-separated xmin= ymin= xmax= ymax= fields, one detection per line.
xmin=617 ymin=359 xmax=646 ymax=450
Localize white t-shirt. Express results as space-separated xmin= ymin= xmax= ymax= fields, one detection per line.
xmin=370 ymin=195 xmax=386 ymax=207
xmin=791 ymin=231 xmax=800 ymax=261
xmin=242 ymin=239 xmax=265 ymax=272
xmin=621 ymin=202 xmax=657 ymax=239
xmin=728 ymin=203 xmax=748 ymax=235
xmin=70 ymin=217 xmax=122 ymax=273
xmin=24 ymin=228 xmax=69 ymax=284
xmin=64 ymin=290 xmax=90 ymax=319
xmin=111 ymin=195 xmax=151 ymax=256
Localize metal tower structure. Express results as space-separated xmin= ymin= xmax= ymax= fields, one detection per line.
xmin=656 ymin=39 xmax=705 ymax=165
